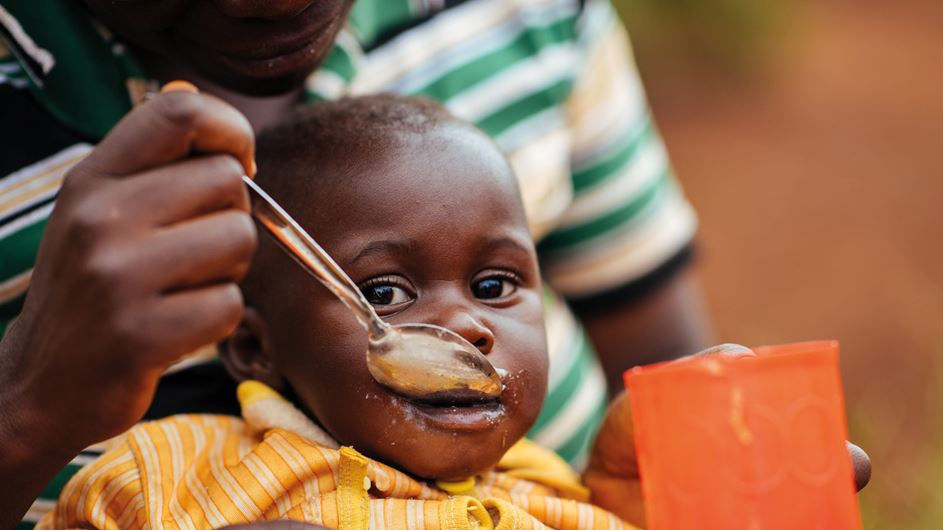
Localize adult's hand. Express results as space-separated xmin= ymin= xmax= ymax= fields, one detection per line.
xmin=0 ymin=86 xmax=257 ymax=528
xmin=583 ymin=344 xmax=871 ymax=527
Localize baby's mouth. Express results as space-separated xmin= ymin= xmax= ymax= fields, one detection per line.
xmin=405 ymin=390 xmax=505 ymax=431
xmin=408 ymin=389 xmax=501 ymax=407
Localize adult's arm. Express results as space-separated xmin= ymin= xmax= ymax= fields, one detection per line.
xmin=0 ymin=86 xmax=257 ymax=528
xmin=571 ymin=257 xmax=713 ymax=394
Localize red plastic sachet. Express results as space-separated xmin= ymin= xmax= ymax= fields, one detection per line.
xmin=624 ymin=341 xmax=862 ymax=530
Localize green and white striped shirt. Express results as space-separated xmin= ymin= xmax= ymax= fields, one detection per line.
xmin=1 ymin=0 xmax=696 ymax=526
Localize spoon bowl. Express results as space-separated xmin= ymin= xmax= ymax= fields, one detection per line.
xmin=243 ymin=176 xmax=503 ymax=399
xmin=367 ymin=323 xmax=502 ymax=400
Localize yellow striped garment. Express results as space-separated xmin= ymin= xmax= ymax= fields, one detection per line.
xmin=38 ymin=383 xmax=637 ymax=530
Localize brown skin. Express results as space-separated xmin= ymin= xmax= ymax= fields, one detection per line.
xmin=0 ymin=89 xmax=258 ymax=529
xmin=576 ymin=267 xmax=714 ymax=396
xmin=0 ymin=2 xmax=353 ymax=526
xmin=81 ymin=0 xmax=354 ymax=96
xmin=225 ymin=124 xmax=548 ymax=480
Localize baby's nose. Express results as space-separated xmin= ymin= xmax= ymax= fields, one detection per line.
xmin=212 ymin=0 xmax=315 ymax=19
xmin=440 ymin=311 xmax=494 ymax=355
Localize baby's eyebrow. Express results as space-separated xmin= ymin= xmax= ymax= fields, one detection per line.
xmin=478 ymin=235 xmax=533 ymax=256
xmin=350 ymin=238 xmax=422 ymax=264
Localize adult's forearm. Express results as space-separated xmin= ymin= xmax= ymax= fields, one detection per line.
xmin=573 ymin=266 xmax=714 ymax=395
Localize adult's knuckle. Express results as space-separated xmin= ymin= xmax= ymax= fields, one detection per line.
xmin=84 ymin=250 xmax=128 ymax=291
xmin=64 ymin=196 xmax=116 ymax=250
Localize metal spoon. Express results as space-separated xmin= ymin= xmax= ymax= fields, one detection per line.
xmin=243 ymin=176 xmax=503 ymax=399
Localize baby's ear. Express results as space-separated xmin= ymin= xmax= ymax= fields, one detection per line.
xmin=221 ymin=307 xmax=287 ymax=391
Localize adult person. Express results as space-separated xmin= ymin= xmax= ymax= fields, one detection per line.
xmin=0 ymin=0 xmax=840 ymax=527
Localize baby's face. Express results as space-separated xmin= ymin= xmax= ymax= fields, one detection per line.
xmin=255 ymin=125 xmax=547 ymax=479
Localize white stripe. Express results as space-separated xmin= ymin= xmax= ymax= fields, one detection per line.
xmin=114 ymin=493 xmax=145 ymax=529
xmin=0 ymin=200 xmax=52 ymax=241
xmin=161 ymin=422 xmax=199 ymax=530
xmin=494 ymin=106 xmax=565 ymax=153
xmin=353 ymin=0 xmax=573 ymax=93
xmin=0 ymin=5 xmax=55 ymax=74
xmin=243 ymin=452 xmax=293 ymax=517
xmin=502 ymin=122 xmax=572 ymax=237
xmin=445 ymin=43 xmax=577 ymax=123
xmin=267 ymin=433 xmax=318 ymax=500
xmin=545 ymin=190 xmax=697 ymax=296
xmin=131 ymin=428 xmax=166 ymax=530
xmin=0 ymin=171 xmax=62 ymax=219
xmin=66 ymin=451 xmax=135 ymax=528
xmin=0 ymin=73 xmax=28 ymax=88
xmin=205 ymin=431 xmax=261 ymax=521
xmin=305 ymin=69 xmax=349 ymax=99
xmin=560 ymin=138 xmax=668 ymax=226
xmin=530 ymin=358 xmax=606 ymax=449
xmin=68 ymin=453 xmax=101 ymax=467
xmin=392 ymin=1 xmax=576 ymax=96
xmin=547 ymin=327 xmax=584 ymax=391
xmin=22 ymin=498 xmax=55 ymax=523
xmin=0 ymin=62 xmax=23 ymax=73
xmin=576 ymin=0 xmax=618 ymax=49
xmin=180 ymin=417 xmax=230 ymax=528
xmin=88 ymin=468 xmax=139 ymax=528
xmin=0 ymin=143 xmax=90 ymax=195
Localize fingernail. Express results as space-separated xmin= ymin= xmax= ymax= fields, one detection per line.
xmin=160 ymin=80 xmax=199 ymax=94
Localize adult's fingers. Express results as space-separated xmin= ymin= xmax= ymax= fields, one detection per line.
xmin=117 ymin=154 xmax=250 ymax=227
xmin=142 ymin=210 xmax=257 ymax=292
xmin=848 ymin=441 xmax=872 ymax=491
xmin=82 ymin=90 xmax=254 ymax=178
xmin=142 ymin=284 xmax=246 ymax=365
xmin=690 ymin=343 xmax=756 ymax=359
xmin=118 ymin=210 xmax=256 ymax=294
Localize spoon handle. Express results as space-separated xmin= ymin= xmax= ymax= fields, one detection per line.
xmin=243 ymin=176 xmax=389 ymax=337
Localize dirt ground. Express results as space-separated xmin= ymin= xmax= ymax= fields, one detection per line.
xmin=631 ymin=0 xmax=943 ymax=527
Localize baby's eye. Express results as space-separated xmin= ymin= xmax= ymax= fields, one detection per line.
xmin=472 ymin=274 xmax=518 ymax=300
xmin=362 ymin=284 xmax=413 ymax=306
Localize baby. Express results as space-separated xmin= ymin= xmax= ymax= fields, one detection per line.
xmin=39 ymin=95 xmax=637 ymax=530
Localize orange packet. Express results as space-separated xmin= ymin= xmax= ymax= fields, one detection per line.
xmin=624 ymin=341 xmax=862 ymax=530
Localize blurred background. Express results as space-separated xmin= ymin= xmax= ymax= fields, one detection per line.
xmin=611 ymin=0 xmax=943 ymax=528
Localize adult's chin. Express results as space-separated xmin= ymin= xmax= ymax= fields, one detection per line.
xmin=174 ymin=40 xmax=325 ymax=97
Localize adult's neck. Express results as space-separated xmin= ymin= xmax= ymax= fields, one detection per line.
xmin=136 ymin=49 xmax=304 ymax=133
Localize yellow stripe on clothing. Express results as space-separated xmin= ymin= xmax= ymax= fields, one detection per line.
xmin=39 ymin=386 xmax=637 ymax=530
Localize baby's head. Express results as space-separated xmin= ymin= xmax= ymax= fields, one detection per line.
xmin=224 ymin=95 xmax=548 ymax=480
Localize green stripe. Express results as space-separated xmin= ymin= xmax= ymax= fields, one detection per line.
xmin=572 ymin=117 xmax=653 ymax=192
xmin=318 ymin=44 xmax=357 ymax=83
xmin=410 ymin=15 xmax=576 ymax=102
xmin=555 ymin=391 xmax=607 ymax=464
xmin=39 ymin=462 xmax=84 ymax=500
xmin=528 ymin=330 xmax=595 ymax=436
xmin=16 ymin=521 xmax=35 ymax=530
xmin=538 ymin=169 xmax=673 ymax=253
xmin=475 ymin=77 xmax=572 ymax=138
xmin=0 ymin=217 xmax=47 ymax=280
xmin=348 ymin=0 xmax=415 ymax=48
